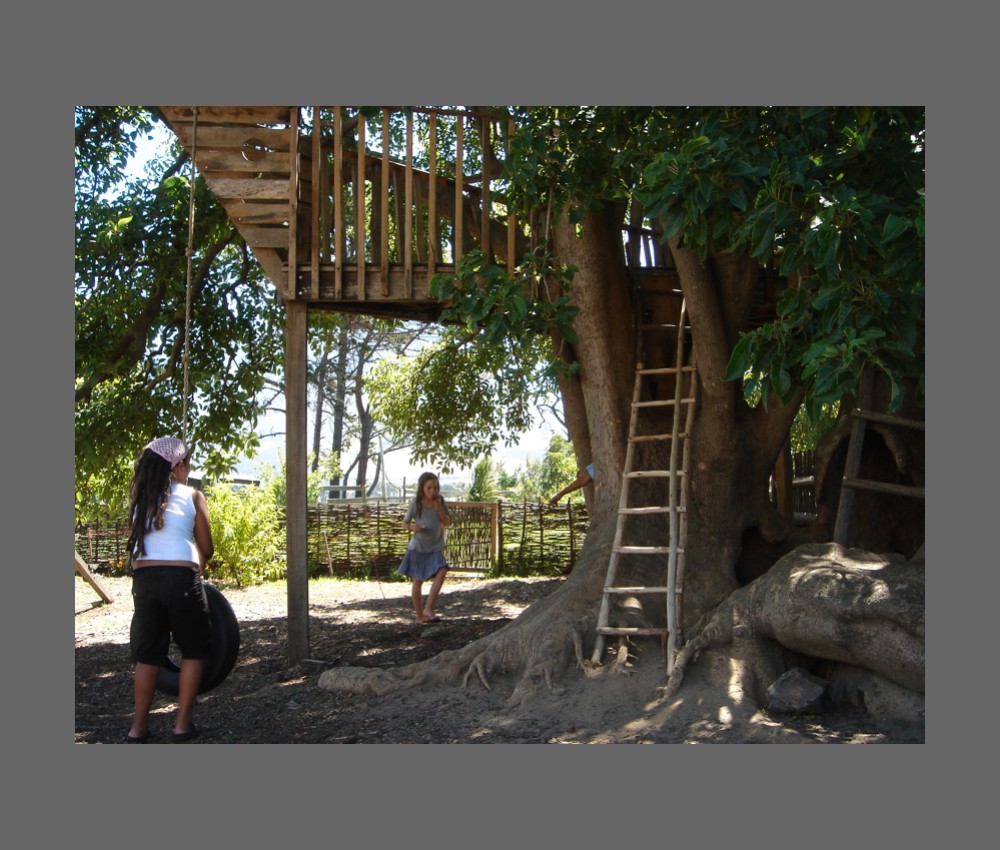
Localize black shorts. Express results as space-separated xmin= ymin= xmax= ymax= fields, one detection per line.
xmin=130 ymin=564 xmax=211 ymax=664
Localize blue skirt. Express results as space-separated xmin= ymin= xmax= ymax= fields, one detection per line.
xmin=397 ymin=549 xmax=449 ymax=581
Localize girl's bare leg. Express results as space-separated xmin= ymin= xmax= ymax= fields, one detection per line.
xmin=174 ymin=658 xmax=204 ymax=735
xmin=411 ymin=580 xmax=426 ymax=621
xmin=423 ymin=568 xmax=448 ymax=620
xmin=128 ymin=662 xmax=160 ymax=739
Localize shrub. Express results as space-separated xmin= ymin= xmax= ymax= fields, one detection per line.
xmin=205 ymin=481 xmax=285 ymax=586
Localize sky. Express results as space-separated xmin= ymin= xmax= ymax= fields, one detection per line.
xmin=239 ymin=403 xmax=562 ymax=490
xmin=127 ymin=118 xmax=561 ymax=489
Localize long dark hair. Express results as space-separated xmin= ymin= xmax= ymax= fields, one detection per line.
xmin=125 ymin=449 xmax=175 ymax=561
xmin=411 ymin=471 xmax=439 ymax=518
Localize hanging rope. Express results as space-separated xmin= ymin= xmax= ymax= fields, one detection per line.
xmin=181 ymin=106 xmax=199 ymax=443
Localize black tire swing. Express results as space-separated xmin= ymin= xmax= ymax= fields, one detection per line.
xmin=128 ymin=107 xmax=240 ymax=696
xmin=130 ymin=583 xmax=240 ymax=695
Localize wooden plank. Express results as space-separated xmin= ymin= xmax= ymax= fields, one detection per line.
xmin=854 ymin=410 xmax=925 ymax=431
xmin=412 ymin=173 xmax=425 ymax=263
xmin=161 ymin=106 xmax=292 ymax=124
xmin=193 ymin=149 xmax=291 ymax=172
xmin=833 ymin=369 xmax=874 ymax=545
xmin=221 ymin=201 xmax=290 ymax=224
xmin=507 ymin=117 xmax=516 ymax=273
xmin=207 ymin=177 xmax=290 ymax=201
xmin=428 ymin=112 xmax=437 ymax=270
xmin=334 ymin=107 xmax=344 ymax=299
xmin=285 ymin=299 xmax=309 ymax=661
xmin=404 ymin=113 xmax=413 ymax=297
xmin=774 ymin=440 xmax=795 ymax=519
xmin=169 ymin=124 xmax=292 ymax=151
xmin=842 ymin=479 xmax=925 ymax=498
xmin=286 ymin=109 xmax=299 ymax=300
xmin=320 ymin=136 xmax=331 ymax=261
xmin=254 ymin=248 xmax=286 ymax=285
xmin=75 ymin=551 xmax=114 ymax=604
xmin=240 ymin=224 xmax=293 ymax=248
xmin=454 ymin=115 xmax=463 ymax=266
xmin=356 ymin=116 xmax=366 ymax=300
xmin=311 ymin=109 xmax=321 ymax=299
xmin=480 ymin=117 xmax=491 ymax=262
xmin=381 ymin=110 xmax=390 ymax=294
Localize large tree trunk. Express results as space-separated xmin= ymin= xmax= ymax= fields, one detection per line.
xmin=317 ymin=207 xmax=924 ymax=728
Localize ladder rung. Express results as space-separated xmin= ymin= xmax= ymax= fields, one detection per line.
xmin=613 ymin=546 xmax=680 ymax=555
xmin=629 ymin=433 xmax=688 ymax=443
xmin=624 ymin=470 xmax=686 ymax=478
xmin=618 ymin=506 xmax=685 ymax=515
xmin=596 ymin=627 xmax=670 ymax=636
xmin=637 ymin=366 xmax=698 ymax=376
xmin=603 ymin=586 xmax=670 ymax=594
xmin=633 ymin=398 xmax=695 ymax=408
xmin=640 ymin=323 xmax=688 ymax=332
xmin=853 ymin=410 xmax=925 ymax=431
xmin=842 ymin=478 xmax=925 ymax=498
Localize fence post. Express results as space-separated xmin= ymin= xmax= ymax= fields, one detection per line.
xmin=497 ymin=500 xmax=505 ymax=575
xmin=537 ymin=501 xmax=544 ymax=566
xmin=568 ymin=501 xmax=575 ymax=566
xmin=490 ymin=501 xmax=499 ymax=568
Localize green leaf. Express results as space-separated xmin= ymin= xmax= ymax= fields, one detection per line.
xmin=724 ymin=336 xmax=753 ymax=381
xmin=882 ymin=213 xmax=909 ymax=243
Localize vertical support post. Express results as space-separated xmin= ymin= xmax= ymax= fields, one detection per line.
xmin=480 ymin=116 xmax=491 ymax=262
xmin=506 ymin=117 xmax=516 ymax=273
xmin=454 ymin=115 xmax=463 ymax=266
xmin=334 ymin=107 xmax=343 ymax=299
xmin=311 ymin=107 xmax=321 ymax=299
xmin=405 ymin=112 xmax=414 ymax=297
xmin=356 ymin=115 xmax=366 ymax=300
xmin=774 ymin=439 xmax=794 ymax=520
xmin=380 ymin=109 xmax=390 ymax=294
xmin=287 ymin=107 xmax=299 ymax=300
xmin=833 ymin=368 xmax=875 ymax=546
xmin=428 ymin=111 xmax=438 ymax=271
xmin=285 ymin=299 xmax=309 ymax=662
xmin=497 ymin=500 xmax=504 ymax=575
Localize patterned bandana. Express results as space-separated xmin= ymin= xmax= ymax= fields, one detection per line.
xmin=144 ymin=436 xmax=189 ymax=466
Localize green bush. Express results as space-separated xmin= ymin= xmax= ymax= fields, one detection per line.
xmin=205 ymin=481 xmax=285 ymax=586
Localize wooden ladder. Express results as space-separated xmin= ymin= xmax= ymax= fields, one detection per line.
xmin=591 ymin=296 xmax=698 ymax=674
xmin=833 ymin=368 xmax=926 ymax=545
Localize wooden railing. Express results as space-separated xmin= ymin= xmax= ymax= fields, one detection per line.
xmin=293 ymin=107 xmax=540 ymax=303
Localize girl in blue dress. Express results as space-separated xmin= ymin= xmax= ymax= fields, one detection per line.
xmin=398 ymin=471 xmax=451 ymax=623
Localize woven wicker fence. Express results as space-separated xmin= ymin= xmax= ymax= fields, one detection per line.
xmin=77 ymin=499 xmax=589 ymax=578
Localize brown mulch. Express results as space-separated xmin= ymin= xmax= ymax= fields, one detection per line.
xmin=75 ymin=573 xmax=923 ymax=745
xmin=75 ymin=573 xmax=572 ymax=744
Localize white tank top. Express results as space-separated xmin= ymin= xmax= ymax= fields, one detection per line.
xmin=134 ymin=482 xmax=201 ymax=565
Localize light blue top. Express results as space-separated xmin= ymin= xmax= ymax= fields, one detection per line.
xmin=404 ymin=498 xmax=450 ymax=553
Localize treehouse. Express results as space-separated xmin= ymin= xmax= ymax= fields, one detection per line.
xmin=157 ymin=106 xmax=791 ymax=660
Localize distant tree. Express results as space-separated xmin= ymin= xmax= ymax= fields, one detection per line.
xmin=468 ymin=456 xmax=500 ymax=502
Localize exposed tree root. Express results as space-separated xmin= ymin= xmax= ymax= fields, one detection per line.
xmin=319 ymin=538 xmax=925 ymax=730
xmin=319 ymin=520 xmax=616 ymax=705
xmin=659 ymin=542 xmax=925 ymax=713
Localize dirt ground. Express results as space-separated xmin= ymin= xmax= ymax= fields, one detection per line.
xmin=75 ymin=572 xmax=924 ymax=744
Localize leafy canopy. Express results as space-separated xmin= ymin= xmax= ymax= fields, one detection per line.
xmin=75 ymin=106 xmax=284 ymax=519
xmin=502 ymin=107 xmax=925 ymax=418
